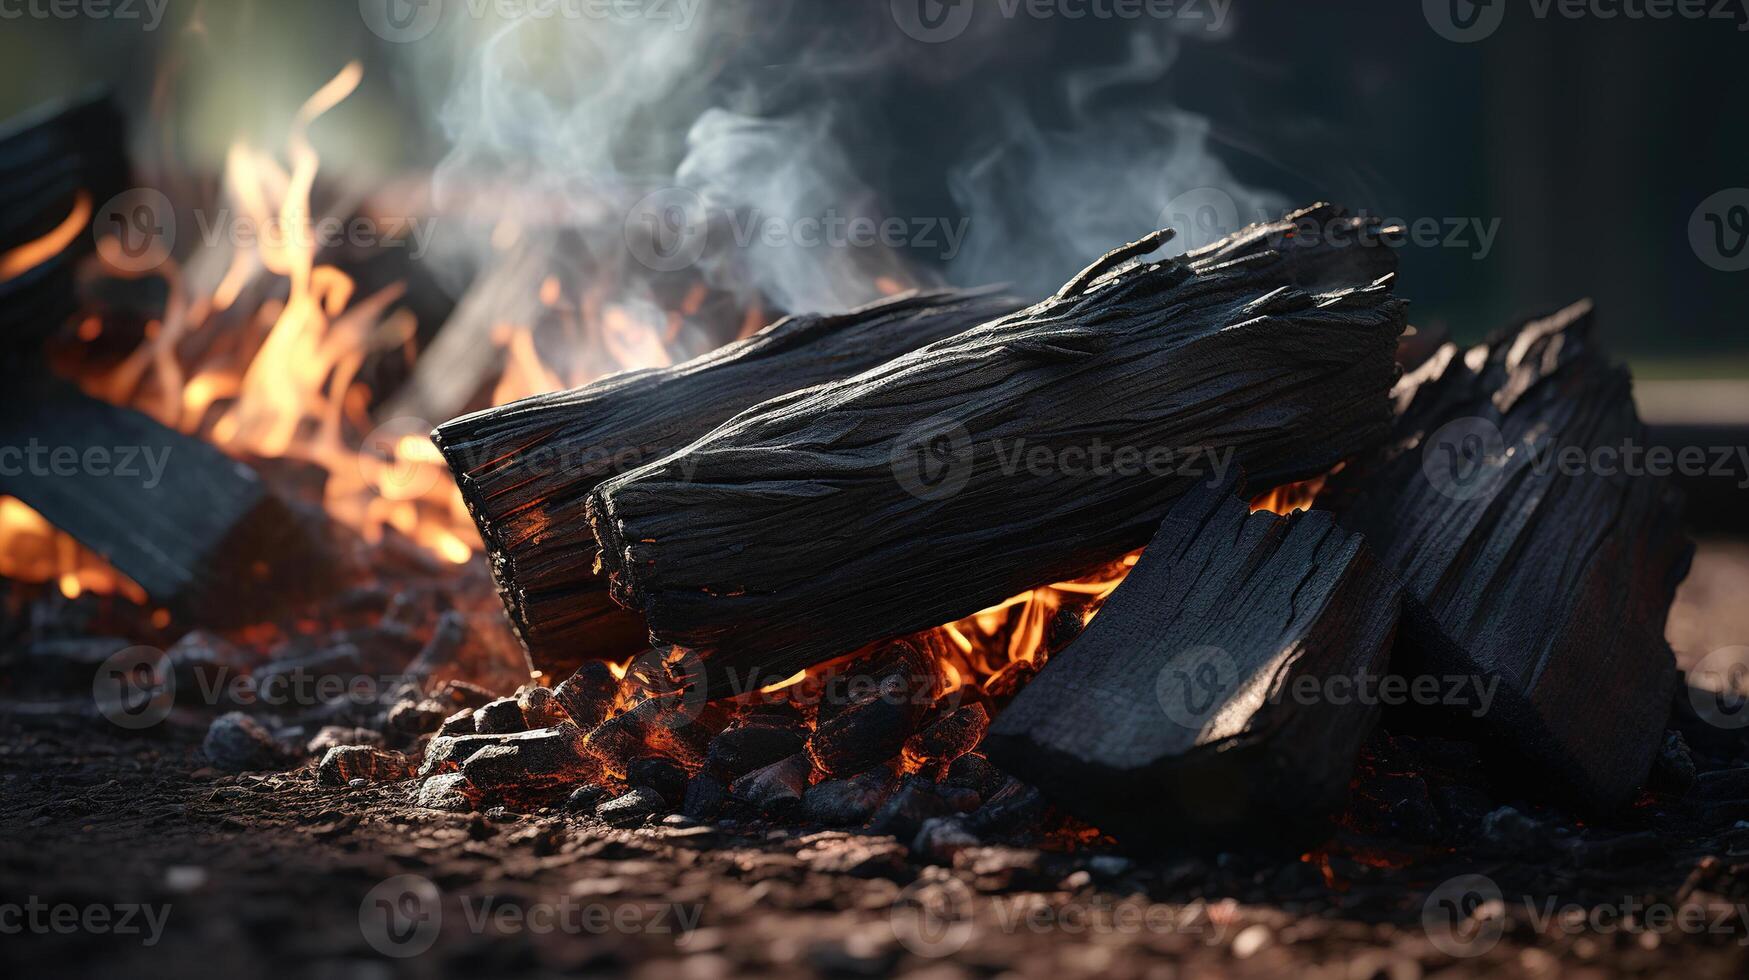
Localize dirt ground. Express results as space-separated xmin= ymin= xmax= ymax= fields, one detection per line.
xmin=3 ymin=543 xmax=1749 ymax=979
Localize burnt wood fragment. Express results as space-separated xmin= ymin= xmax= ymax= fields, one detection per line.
xmin=591 ymin=206 xmax=1405 ymax=693
xmin=434 ymin=287 xmax=1023 ymax=676
xmin=1313 ymin=300 xmax=1692 ymax=811
xmin=984 ymin=476 xmax=1403 ymax=848
xmin=0 ymin=377 xmax=332 ymax=625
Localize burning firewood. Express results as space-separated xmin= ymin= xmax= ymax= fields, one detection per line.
xmin=0 ymin=377 xmax=334 ymax=626
xmin=983 ymin=475 xmax=1403 ymax=847
xmin=0 ymin=93 xmax=130 ymax=362
xmin=433 ymin=287 xmax=1023 ymax=677
xmin=590 ymin=207 xmax=1406 ymax=694
xmin=1312 ymin=300 xmax=1693 ymax=810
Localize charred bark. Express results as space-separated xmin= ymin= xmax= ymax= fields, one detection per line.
xmin=983 ymin=475 xmax=1402 ymax=848
xmin=434 ymin=287 xmax=1023 ymax=676
xmin=590 ymin=205 xmax=1406 ymax=694
xmin=1313 ymin=299 xmax=1693 ymax=811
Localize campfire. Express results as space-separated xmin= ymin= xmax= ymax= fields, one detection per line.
xmin=3 ymin=48 xmax=1744 ymax=979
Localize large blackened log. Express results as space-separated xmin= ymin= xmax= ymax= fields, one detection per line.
xmin=983 ymin=476 xmax=1402 ymax=848
xmin=1313 ymin=299 xmax=1693 ymax=811
xmin=433 ymin=287 xmax=1023 ymax=677
xmin=591 ymin=206 xmax=1406 ymax=695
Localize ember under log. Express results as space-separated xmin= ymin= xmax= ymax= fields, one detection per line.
xmin=983 ymin=476 xmax=1403 ymax=847
xmin=1313 ymin=299 xmax=1693 ymax=811
xmin=0 ymin=377 xmax=333 ymax=625
xmin=591 ymin=206 xmax=1407 ymax=695
xmin=434 ymin=287 xmax=1023 ymax=676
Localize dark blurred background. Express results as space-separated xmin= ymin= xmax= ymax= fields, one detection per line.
xmin=0 ymin=0 xmax=1744 ymax=368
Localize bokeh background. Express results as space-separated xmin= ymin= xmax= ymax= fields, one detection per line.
xmin=1 ymin=0 xmax=1745 ymax=367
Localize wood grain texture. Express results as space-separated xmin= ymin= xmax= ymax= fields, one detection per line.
xmin=1314 ymin=299 xmax=1693 ymax=811
xmin=983 ymin=475 xmax=1402 ymax=847
xmin=591 ymin=206 xmax=1407 ymax=695
xmin=434 ymin=287 xmax=1024 ymax=675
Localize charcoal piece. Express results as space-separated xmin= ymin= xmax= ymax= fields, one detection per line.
xmin=202 ymin=712 xmax=296 ymax=773
xmin=591 ymin=207 xmax=1404 ymax=693
xmin=434 ymin=287 xmax=1023 ymax=675
xmin=386 ymin=698 xmax=449 ymax=737
xmin=473 ymin=697 xmax=526 ymax=735
xmin=553 ymin=661 xmax=618 ymax=730
xmin=317 ymin=746 xmax=414 ymax=786
xmin=597 ymin=786 xmax=665 ymax=826
xmin=805 ymin=638 xmax=938 ymax=778
xmin=706 ymin=724 xmax=806 ymax=782
xmin=728 ymin=754 xmax=811 ymax=816
xmin=800 ymin=770 xmax=897 ymax=827
xmin=419 ymin=725 xmax=585 ymax=778
xmin=1651 ymin=731 xmax=1696 ymax=795
xmin=902 ymin=704 xmax=990 ymax=776
xmin=965 ymin=782 xmax=1046 ymax=837
xmin=414 ymin=772 xmax=477 ymax=812
xmin=564 ymin=784 xmax=611 ymax=814
xmin=941 ymin=752 xmax=1003 ymax=799
xmin=911 ymin=816 xmax=981 ymax=865
xmin=306 ymin=726 xmax=383 ymax=757
xmin=1314 ymin=300 xmax=1692 ymax=811
xmin=518 ymin=687 xmax=568 ymax=729
xmin=164 ymin=630 xmax=256 ymax=693
xmin=627 ymin=756 xmax=689 ymax=806
xmin=436 ymin=709 xmax=476 ymax=737
xmin=867 ymin=777 xmax=954 ymax=841
xmin=984 ymin=476 xmax=1402 ymax=847
xmin=0 ymin=379 xmax=333 ymax=625
xmin=682 ymin=774 xmax=728 ymax=822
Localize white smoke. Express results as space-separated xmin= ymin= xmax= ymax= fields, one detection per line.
xmin=414 ymin=4 xmax=1283 ymax=316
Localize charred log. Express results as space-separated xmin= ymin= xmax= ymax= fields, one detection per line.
xmin=983 ymin=475 xmax=1403 ymax=848
xmin=1313 ymin=299 xmax=1693 ymax=811
xmin=433 ymin=287 xmax=1023 ymax=676
xmin=0 ymin=377 xmax=333 ymax=625
xmin=591 ymin=206 xmax=1406 ymax=694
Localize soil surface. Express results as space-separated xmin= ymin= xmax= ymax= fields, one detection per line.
xmin=2 ymin=542 xmax=1749 ymax=979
